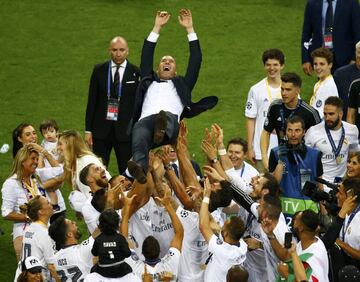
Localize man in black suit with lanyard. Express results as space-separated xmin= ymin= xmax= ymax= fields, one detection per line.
xmin=85 ymin=36 xmax=140 ymax=174
xmin=127 ymin=9 xmax=217 ymax=183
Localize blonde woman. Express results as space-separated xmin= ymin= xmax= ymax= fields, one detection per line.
xmin=57 ymin=130 xmax=110 ymax=200
xmin=1 ymin=146 xmax=46 ymax=261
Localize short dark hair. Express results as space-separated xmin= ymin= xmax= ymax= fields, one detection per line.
xmin=300 ymin=209 xmax=319 ymax=233
xmin=263 ymin=195 xmax=282 ymax=220
xmin=49 ymin=216 xmax=68 ymax=251
xmin=226 ymin=216 xmax=245 ymax=241
xmin=98 ymin=209 xmax=119 ymax=235
xmin=262 ymin=172 xmax=280 ymax=197
xmin=227 ymin=137 xmax=248 ymax=154
xmin=342 ymin=178 xmax=360 ymax=203
xmin=324 ymin=96 xmax=344 ymax=110
xmin=79 ymin=163 xmax=94 ymax=186
xmin=262 ymin=48 xmax=285 ymax=65
xmin=311 ymin=47 xmax=333 ymax=64
xmin=142 ymin=236 xmax=160 ymax=260
xmin=226 ymin=265 xmax=249 ymax=282
xmin=286 ymin=115 xmax=305 ymax=130
xmin=39 ymin=119 xmax=59 ymax=134
xmin=281 ymin=72 xmax=302 ymax=88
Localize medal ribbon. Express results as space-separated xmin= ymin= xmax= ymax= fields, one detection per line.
xmin=22 ymin=178 xmax=39 ymax=200
xmin=341 ymin=204 xmax=360 ymax=241
xmin=325 ymin=123 xmax=345 ymax=161
xmin=107 ymin=61 xmax=122 ymax=101
xmin=265 ymin=78 xmax=281 ymax=104
xmin=309 ymin=75 xmax=332 ymax=106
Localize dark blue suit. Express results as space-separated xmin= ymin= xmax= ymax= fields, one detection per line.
xmin=301 ymin=0 xmax=360 ymax=69
xmin=128 ymin=37 xmax=217 ymax=171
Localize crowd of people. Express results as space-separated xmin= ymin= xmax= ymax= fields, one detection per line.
xmin=2 ymin=3 xmax=360 ymax=282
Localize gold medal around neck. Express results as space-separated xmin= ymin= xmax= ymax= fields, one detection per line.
xmin=336 ymin=156 xmax=342 ymax=164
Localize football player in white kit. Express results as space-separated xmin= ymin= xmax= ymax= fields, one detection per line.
xmin=121 ymin=185 xmax=184 ymax=281
xmin=17 ymin=195 xmax=60 ymax=281
xmin=49 ymin=216 xmax=99 ymax=281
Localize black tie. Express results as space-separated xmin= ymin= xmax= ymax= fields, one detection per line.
xmin=325 ymin=0 xmax=334 ymax=34
xmin=114 ymin=65 xmax=120 ymax=96
xmin=171 ymin=163 xmax=179 ymax=178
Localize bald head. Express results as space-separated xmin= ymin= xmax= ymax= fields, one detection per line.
xmin=109 ymin=36 xmax=129 ymax=65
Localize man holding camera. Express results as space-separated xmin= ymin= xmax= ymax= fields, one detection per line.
xmin=305 ymin=96 xmax=359 ymax=182
xmin=268 ymin=115 xmax=323 ymax=223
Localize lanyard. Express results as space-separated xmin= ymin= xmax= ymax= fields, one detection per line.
xmin=325 ymin=123 xmax=345 ymax=159
xmin=107 ymin=61 xmax=122 ymax=101
xmin=342 ymin=204 xmax=360 ymax=241
xmin=265 ymin=78 xmax=281 ymax=103
xmin=239 ymin=164 xmax=245 ymax=177
xmin=279 ymin=100 xmax=301 ymax=133
xmin=22 ymin=178 xmax=39 ymax=201
xmin=309 ymin=75 xmax=332 ymax=106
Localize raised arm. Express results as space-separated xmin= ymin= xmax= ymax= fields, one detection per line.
xmin=120 ymin=189 xmax=137 ymax=247
xmin=161 ymin=146 xmax=193 ymax=210
xmin=199 ymin=177 xmax=214 ymax=242
xmin=156 ymin=184 xmax=184 ymax=251
xmin=260 ymin=130 xmax=271 ymax=170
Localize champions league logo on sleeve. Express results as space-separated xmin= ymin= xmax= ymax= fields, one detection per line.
xmin=316 ymin=100 xmax=322 ymax=108
xmin=246 ymin=102 xmax=252 ymax=110
xmin=180 ymin=209 xmax=189 ymax=218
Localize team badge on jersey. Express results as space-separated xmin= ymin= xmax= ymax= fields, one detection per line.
xmin=316 ymin=100 xmax=322 ymax=108
xmin=246 ymin=102 xmax=252 ymax=110
xmin=131 ymin=252 xmax=139 ymax=261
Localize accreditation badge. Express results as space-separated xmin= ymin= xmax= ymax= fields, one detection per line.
xmin=323 ymin=33 xmax=333 ymax=49
xmin=106 ymin=98 xmax=119 ymax=121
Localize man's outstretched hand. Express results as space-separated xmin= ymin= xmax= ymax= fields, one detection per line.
xmin=178 ymin=9 xmax=194 ymax=33
xmin=153 ymin=11 xmax=170 ymax=33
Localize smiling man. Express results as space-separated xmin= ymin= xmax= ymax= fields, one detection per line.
xmin=268 ymin=115 xmax=323 ymax=223
xmin=260 ymin=72 xmax=321 ymax=169
xmin=305 ymin=96 xmax=359 ymax=182
xmin=127 ymin=9 xmax=217 ymax=184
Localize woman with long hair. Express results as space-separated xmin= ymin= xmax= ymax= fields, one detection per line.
xmin=1 ymin=146 xmax=46 ymax=261
xmin=57 ymin=130 xmax=110 ymax=199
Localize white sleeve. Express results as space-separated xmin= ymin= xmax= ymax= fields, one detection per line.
xmin=36 ymin=166 xmax=63 ymax=182
xmin=245 ymin=87 xmax=258 ymax=118
xmin=82 ymin=205 xmax=99 ymax=234
xmin=1 ymin=179 xmax=18 ymax=217
xmin=304 ymin=126 xmax=314 ymax=147
xmin=176 ymin=206 xmax=198 ymax=231
xmin=225 ymin=168 xmax=253 ymax=194
xmin=349 ymin=126 xmax=360 ymax=152
xmin=79 ymin=237 xmax=95 ymax=268
xmin=160 ymin=247 xmax=181 ymax=276
xmin=42 ymin=234 xmax=56 ymax=265
xmin=147 ymin=31 xmax=159 ymax=42
xmin=69 ymin=191 xmax=87 ymax=212
xmin=187 ymin=32 xmax=198 ymax=41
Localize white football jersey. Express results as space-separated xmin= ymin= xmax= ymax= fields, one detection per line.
xmin=204 ymin=234 xmax=247 ymax=282
xmin=305 ymin=121 xmax=359 ymax=181
xmin=126 ymin=247 xmax=181 ymax=282
xmin=54 ymin=237 xmax=94 ymax=281
xmin=176 ymin=206 xmax=207 ymax=282
xmin=245 ymin=78 xmax=280 ymax=159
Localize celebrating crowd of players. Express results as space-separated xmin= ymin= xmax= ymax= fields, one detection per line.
xmin=2 ymin=5 xmax=360 ymax=282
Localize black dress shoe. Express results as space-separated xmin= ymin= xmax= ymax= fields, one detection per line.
xmin=127 ymin=160 xmax=147 ymax=184
xmin=153 ymin=110 xmax=167 ymax=145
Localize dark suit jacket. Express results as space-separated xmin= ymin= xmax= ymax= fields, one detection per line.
xmin=86 ymin=60 xmax=140 ymax=142
xmin=301 ymin=0 xmax=360 ymax=68
xmin=128 ymin=37 xmax=217 ymax=132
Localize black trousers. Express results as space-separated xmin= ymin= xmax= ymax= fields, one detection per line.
xmin=132 ymin=112 xmax=179 ymax=172
xmin=93 ymin=124 xmax=132 ymax=174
